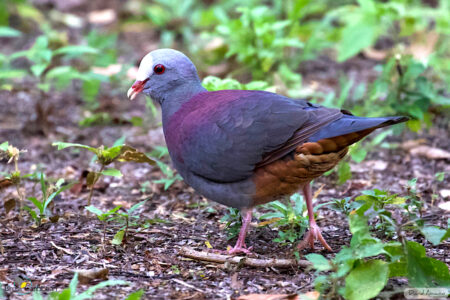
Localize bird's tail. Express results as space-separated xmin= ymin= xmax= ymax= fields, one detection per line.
xmin=299 ymin=115 xmax=409 ymax=155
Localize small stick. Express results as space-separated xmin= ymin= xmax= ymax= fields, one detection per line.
xmin=179 ymin=247 xmax=311 ymax=268
xmin=171 ymin=278 xmax=204 ymax=293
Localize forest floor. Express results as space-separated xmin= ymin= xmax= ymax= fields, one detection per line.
xmin=0 ymin=74 xmax=449 ymax=299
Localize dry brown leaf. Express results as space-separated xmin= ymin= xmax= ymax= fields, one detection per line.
xmin=439 ymin=190 xmax=450 ymax=199
xmin=4 ymin=198 xmax=16 ymax=214
xmin=363 ymin=48 xmax=388 ymax=61
xmin=407 ymin=31 xmax=439 ymax=62
xmin=92 ymin=64 xmax=122 ymax=77
xmin=409 ymin=145 xmax=450 ymax=160
xmin=401 ymin=139 xmax=428 ymax=150
xmin=88 ymin=9 xmax=117 ymax=25
xmin=438 ymin=201 xmax=450 ymax=211
xmin=0 ymin=178 xmax=13 ymax=191
xmin=76 ymin=268 xmax=109 ymax=284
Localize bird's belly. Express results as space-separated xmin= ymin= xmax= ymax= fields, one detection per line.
xmin=251 ymin=147 xmax=348 ymax=206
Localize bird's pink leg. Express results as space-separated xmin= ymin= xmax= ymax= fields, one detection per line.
xmin=227 ymin=209 xmax=253 ymax=255
xmin=298 ymin=183 xmax=332 ymax=251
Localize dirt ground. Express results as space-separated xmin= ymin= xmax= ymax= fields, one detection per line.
xmin=0 ymin=78 xmax=449 ymax=299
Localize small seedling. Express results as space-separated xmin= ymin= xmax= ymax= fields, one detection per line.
xmin=85 ymin=205 xmax=122 ymax=250
xmin=153 ymin=160 xmax=183 ymax=190
xmin=52 ymin=141 xmax=155 ymax=207
xmin=220 ymin=207 xmax=242 ymax=240
xmin=316 ymin=197 xmax=361 ymax=216
xmin=86 ymin=200 xmax=147 ymax=247
xmin=108 ymin=200 xmax=147 ymax=245
xmin=260 ymin=193 xmax=308 ymax=244
xmin=24 ymin=173 xmax=73 ymax=226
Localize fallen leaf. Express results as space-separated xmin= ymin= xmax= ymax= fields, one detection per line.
xmin=439 ymin=190 xmax=450 ymax=199
xmin=92 ymin=64 xmax=122 ymax=76
xmin=409 ymin=145 xmax=450 ymax=160
xmin=401 ymin=139 xmax=427 ymax=150
xmin=438 ymin=201 xmax=450 ymax=211
xmin=76 ymin=268 xmax=109 ymax=284
xmin=363 ymin=48 xmax=388 ymax=61
xmin=88 ymin=9 xmax=117 ymax=25
xmin=4 ymin=198 xmax=16 ymax=214
xmin=407 ymin=31 xmax=439 ymax=63
xmin=0 ymin=178 xmax=13 ymax=191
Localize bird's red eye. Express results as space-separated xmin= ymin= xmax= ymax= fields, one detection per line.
xmin=153 ymin=64 xmax=165 ymax=74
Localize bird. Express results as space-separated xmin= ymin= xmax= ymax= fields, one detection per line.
xmin=127 ymin=49 xmax=408 ymax=254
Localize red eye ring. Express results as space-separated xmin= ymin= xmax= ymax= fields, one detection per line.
xmin=153 ymin=64 xmax=165 ymax=74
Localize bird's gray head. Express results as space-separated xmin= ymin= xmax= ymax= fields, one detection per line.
xmin=127 ymin=49 xmax=203 ymax=104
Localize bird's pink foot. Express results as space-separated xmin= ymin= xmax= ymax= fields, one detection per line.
xmin=226 ymin=242 xmax=253 ymax=255
xmin=298 ymin=222 xmax=332 ymax=251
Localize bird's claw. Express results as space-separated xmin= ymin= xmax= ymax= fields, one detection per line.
xmin=298 ymin=222 xmax=332 ymax=251
xmin=226 ymin=244 xmax=253 ymax=255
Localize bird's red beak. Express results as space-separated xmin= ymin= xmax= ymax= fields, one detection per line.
xmin=127 ymin=78 xmax=149 ymax=101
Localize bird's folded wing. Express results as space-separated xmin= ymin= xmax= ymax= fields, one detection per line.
xmin=177 ymin=91 xmax=342 ymax=183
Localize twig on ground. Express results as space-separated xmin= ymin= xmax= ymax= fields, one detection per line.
xmin=171 ymin=278 xmax=205 ymax=293
xmin=179 ymin=247 xmax=311 ymax=268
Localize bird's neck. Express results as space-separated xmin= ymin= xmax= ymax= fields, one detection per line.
xmin=160 ymin=82 xmax=206 ymax=124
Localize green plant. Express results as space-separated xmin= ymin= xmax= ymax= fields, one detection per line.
xmin=31 ymin=272 xmax=131 ymax=300
xmin=369 ymin=55 xmax=449 ymax=132
xmin=153 ymin=160 xmax=183 ymax=190
xmin=24 ymin=174 xmax=73 ymax=226
xmin=0 ymin=141 xmax=26 ymax=216
xmin=307 ymin=197 xmax=450 ymax=299
xmin=108 ymin=200 xmax=148 ymax=246
xmin=202 ymin=75 xmax=274 ymax=92
xmin=260 ymin=193 xmax=308 ymax=244
xmin=325 ymin=0 xmax=449 ymax=62
xmin=86 ymin=201 xmax=147 ymax=247
xmin=215 ymin=5 xmax=303 ymax=82
xmin=220 ymin=207 xmax=242 ymax=240
xmin=52 ymin=141 xmax=155 ymax=206
xmin=317 ymin=197 xmax=361 ymax=216
xmin=85 ymin=205 xmax=122 ymax=249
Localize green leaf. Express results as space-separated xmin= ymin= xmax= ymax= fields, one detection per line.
xmin=85 ymin=206 xmax=104 ymax=216
xmin=76 ymin=279 xmax=129 ymax=300
xmin=0 ymin=141 xmax=8 ymax=151
xmin=128 ymin=200 xmax=147 ymax=215
xmin=343 ymin=260 xmax=389 ymax=300
xmin=420 ymin=226 xmax=447 ymax=246
xmin=125 ymin=289 xmax=144 ymax=300
xmin=434 ymin=172 xmax=445 ymax=182
xmin=100 ymin=145 xmax=123 ymax=162
xmin=305 ymin=253 xmax=331 ymax=271
xmin=350 ymin=146 xmax=367 ymax=163
xmin=0 ymin=69 xmax=28 ymax=79
xmin=0 ymin=26 xmax=21 ymax=37
xmin=111 ymin=230 xmax=125 ymax=245
xmin=406 ymin=241 xmax=450 ymax=287
xmin=69 ymin=272 xmax=78 ymax=297
xmin=28 ymin=197 xmax=43 ymax=211
xmin=53 ymin=45 xmax=99 ymax=56
xmin=102 ymin=168 xmax=123 ymax=178
xmin=338 ymin=20 xmax=377 ymax=62
xmin=337 ymin=161 xmax=352 ymax=184
xmin=52 ymin=142 xmax=97 ymax=154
